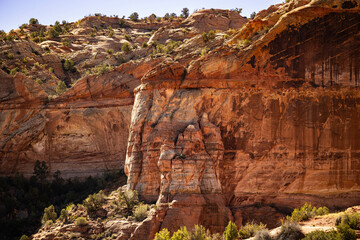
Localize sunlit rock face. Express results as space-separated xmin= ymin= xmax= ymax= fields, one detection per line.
xmin=125 ymin=1 xmax=360 ymax=237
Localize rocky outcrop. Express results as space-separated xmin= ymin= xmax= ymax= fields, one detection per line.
xmin=124 ymin=1 xmax=360 ymax=237
xmin=0 ymin=60 xmax=157 ymax=178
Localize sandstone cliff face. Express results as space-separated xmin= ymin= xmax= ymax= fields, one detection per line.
xmin=0 ymin=61 xmax=147 ymax=178
xmin=124 ymin=1 xmax=360 ymax=236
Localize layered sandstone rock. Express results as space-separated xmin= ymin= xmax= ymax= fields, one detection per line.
xmin=124 ymin=1 xmax=360 ymax=237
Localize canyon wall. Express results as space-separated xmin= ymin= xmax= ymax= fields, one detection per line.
xmin=125 ymin=0 xmax=360 ymax=236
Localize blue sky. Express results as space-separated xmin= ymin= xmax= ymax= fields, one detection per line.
xmin=0 ymin=0 xmax=282 ymax=32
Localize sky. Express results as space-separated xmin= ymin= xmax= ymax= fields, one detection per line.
xmin=0 ymin=0 xmax=282 ymax=32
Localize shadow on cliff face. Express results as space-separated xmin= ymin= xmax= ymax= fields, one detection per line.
xmin=268 ymin=12 xmax=360 ymax=86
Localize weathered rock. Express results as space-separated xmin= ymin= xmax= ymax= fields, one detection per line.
xmin=125 ymin=3 xmax=360 ymax=237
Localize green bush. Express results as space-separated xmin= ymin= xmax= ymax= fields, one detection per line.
xmin=303 ymin=230 xmax=342 ymax=240
xmin=56 ymin=81 xmax=67 ymax=95
xmin=171 ymin=226 xmax=189 ymax=240
xmin=48 ymin=27 xmax=59 ymax=38
xmin=274 ymin=221 xmax=304 ymax=240
xmin=118 ymin=189 xmax=139 ymax=216
xmin=83 ymin=190 xmax=105 ymax=213
xmin=59 ymin=209 xmax=68 ymax=222
xmin=240 ymin=221 xmax=267 ymax=237
xmin=154 ymin=228 xmax=170 ymax=240
xmin=255 ymin=229 xmax=272 ymax=240
xmin=337 ymin=224 xmax=356 ymax=240
xmin=61 ymin=37 xmax=70 ymax=46
xmin=202 ymin=31 xmax=216 ymax=43
xmin=62 ymin=59 xmax=75 ymax=72
xmin=129 ymin=12 xmax=139 ymax=22
xmin=74 ymin=217 xmax=88 ymax=226
xmin=10 ymin=67 xmax=19 ymax=75
xmin=336 ymin=213 xmax=359 ymax=229
xmin=106 ymin=49 xmax=114 ymax=54
xmin=42 ymin=205 xmax=57 ymax=224
xmin=133 ymin=203 xmax=148 ymax=221
xmin=189 ymin=225 xmax=206 ymax=240
xmin=121 ymin=42 xmax=132 ymax=53
xmin=124 ymin=34 xmax=132 ymax=41
xmin=223 ymin=221 xmax=238 ymax=240
xmin=29 ymin=18 xmax=39 ymax=24
xmin=290 ymin=203 xmax=318 ymax=222
xmin=91 ymin=64 xmax=113 ymax=75
xmin=36 ymin=78 xmax=43 ymax=84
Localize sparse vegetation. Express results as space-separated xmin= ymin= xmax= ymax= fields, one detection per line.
xmin=202 ymin=30 xmax=216 ymax=42
xmin=289 ymin=203 xmax=329 ymax=222
xmin=42 ymin=205 xmax=57 ymax=224
xmin=29 ymin=18 xmax=39 ymax=25
xmin=83 ymin=190 xmax=106 ymax=213
xmin=56 ymin=80 xmax=67 ymax=95
xmin=121 ymin=42 xmax=132 ymax=53
xmin=62 ymin=59 xmax=76 ymax=72
xmin=133 ymin=203 xmax=149 ymax=221
xmin=91 ymin=64 xmax=113 ymax=75
xmin=129 ymin=12 xmax=139 ymax=22
xmin=75 ymin=216 xmax=88 ymax=226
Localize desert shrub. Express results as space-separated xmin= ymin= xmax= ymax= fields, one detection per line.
xmin=42 ymin=205 xmax=57 ymax=224
xmin=91 ymin=64 xmax=113 ymax=75
xmin=207 ymin=30 xmax=215 ymax=40
xmin=142 ymin=42 xmax=148 ymax=48
xmin=119 ymin=19 xmax=128 ymax=28
xmin=223 ymin=221 xmax=238 ymax=240
xmin=254 ymin=229 xmax=272 ymax=240
xmin=59 ymin=209 xmax=68 ymax=222
xmin=124 ymin=34 xmax=132 ymax=41
xmin=118 ymin=189 xmax=139 ymax=216
xmin=202 ymin=31 xmax=216 ymax=42
xmin=29 ymin=18 xmax=39 ymax=24
xmin=36 ymin=78 xmax=43 ymax=84
xmin=337 ymin=224 xmax=356 ymax=240
xmin=74 ymin=217 xmax=88 ymax=226
xmin=171 ymin=226 xmax=190 ymax=240
xmin=48 ymin=27 xmax=60 ymax=38
xmin=129 ymin=12 xmax=139 ymax=22
xmin=121 ymin=42 xmax=132 ymax=53
xmin=336 ymin=213 xmax=359 ymax=229
xmin=303 ymin=230 xmax=342 ymax=240
xmin=189 ymin=225 xmax=206 ymax=240
xmin=316 ymin=207 xmax=330 ymax=216
xmin=19 ymin=235 xmax=30 ymax=240
xmin=48 ymin=67 xmax=54 ymax=73
xmin=62 ymin=59 xmax=75 ymax=72
xmin=133 ymin=203 xmax=148 ymax=221
xmin=83 ymin=190 xmax=105 ymax=213
xmin=108 ymin=30 xmax=114 ymax=37
xmin=201 ymin=47 xmax=210 ymax=56
xmin=290 ymin=203 xmax=318 ymax=222
xmin=61 ymin=37 xmax=70 ymax=46
xmin=7 ymin=53 xmax=14 ymax=59
xmin=240 ymin=221 xmax=267 ymax=237
xmin=106 ymin=49 xmax=114 ymax=54
xmin=154 ymin=228 xmax=170 ymax=240
xmin=274 ymin=221 xmax=304 ymax=240
xmin=10 ymin=67 xmax=19 ymax=75
xmin=56 ymin=81 xmax=67 ymax=95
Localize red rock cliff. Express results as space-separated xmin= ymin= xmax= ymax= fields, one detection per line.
xmin=124 ymin=0 xmax=360 ymax=236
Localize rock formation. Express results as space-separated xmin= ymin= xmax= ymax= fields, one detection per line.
xmin=124 ymin=0 xmax=360 ymax=236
